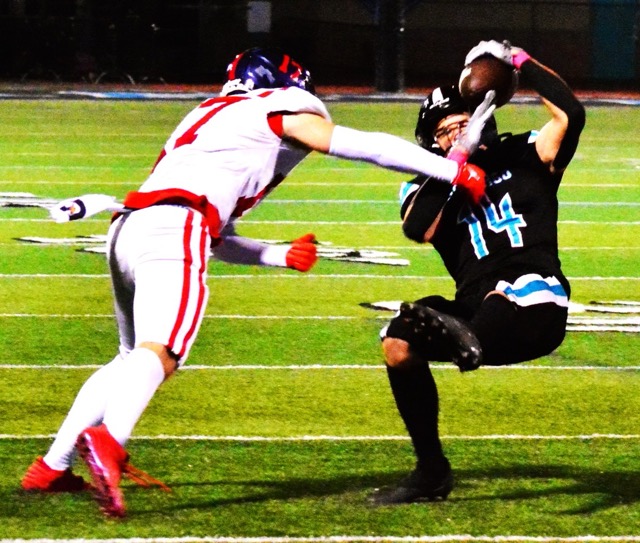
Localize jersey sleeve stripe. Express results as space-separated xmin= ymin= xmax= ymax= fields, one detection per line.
xmin=267 ymin=112 xmax=284 ymax=137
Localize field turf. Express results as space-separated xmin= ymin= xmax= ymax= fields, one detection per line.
xmin=0 ymin=97 xmax=639 ymax=542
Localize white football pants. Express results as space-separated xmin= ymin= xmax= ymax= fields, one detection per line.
xmin=107 ymin=205 xmax=211 ymax=365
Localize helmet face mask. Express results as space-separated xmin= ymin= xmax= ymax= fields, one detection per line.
xmin=222 ymin=47 xmax=315 ymax=96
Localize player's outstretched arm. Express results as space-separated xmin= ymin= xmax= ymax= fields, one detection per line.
xmin=213 ymin=223 xmax=318 ymax=272
xmin=49 ymin=194 xmax=125 ymax=222
xmin=281 ymin=112 xmax=485 ymax=202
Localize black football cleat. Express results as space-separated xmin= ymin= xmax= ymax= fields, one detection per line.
xmin=369 ymin=463 xmax=454 ymax=505
xmin=399 ymin=302 xmax=482 ymax=372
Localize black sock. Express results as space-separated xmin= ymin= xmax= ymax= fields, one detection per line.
xmin=385 ymin=363 xmax=447 ymax=470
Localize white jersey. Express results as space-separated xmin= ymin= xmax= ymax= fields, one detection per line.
xmin=136 ymin=87 xmax=330 ymax=230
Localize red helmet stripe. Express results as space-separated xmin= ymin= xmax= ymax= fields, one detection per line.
xmin=279 ymin=54 xmax=303 ymax=82
xmin=227 ymin=53 xmax=243 ymax=80
xmin=278 ymin=55 xmax=290 ymax=74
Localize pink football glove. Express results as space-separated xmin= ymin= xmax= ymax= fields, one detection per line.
xmin=452 ymin=163 xmax=486 ymax=205
xmin=286 ymin=233 xmax=318 ymax=272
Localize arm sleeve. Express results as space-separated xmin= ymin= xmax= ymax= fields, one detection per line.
xmin=328 ymin=125 xmax=459 ymax=182
xmin=212 ymin=223 xmax=288 ymax=267
xmin=519 ymin=59 xmax=586 ymax=170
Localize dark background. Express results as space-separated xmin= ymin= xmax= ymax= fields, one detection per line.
xmin=0 ymin=0 xmax=638 ymax=91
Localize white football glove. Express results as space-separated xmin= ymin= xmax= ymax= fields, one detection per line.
xmin=465 ymin=40 xmax=513 ymax=67
xmin=455 ymin=90 xmax=497 ymax=156
xmin=49 ymin=194 xmax=125 ymax=223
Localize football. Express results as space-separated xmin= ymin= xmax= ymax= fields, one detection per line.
xmin=458 ymin=55 xmax=518 ymax=108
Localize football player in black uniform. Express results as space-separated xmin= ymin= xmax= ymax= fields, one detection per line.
xmin=371 ymin=40 xmax=586 ymax=505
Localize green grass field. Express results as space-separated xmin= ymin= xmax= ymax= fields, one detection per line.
xmin=0 ymin=97 xmax=639 ymax=542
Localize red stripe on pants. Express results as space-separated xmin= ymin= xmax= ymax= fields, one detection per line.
xmin=177 ymin=217 xmax=208 ymax=358
xmin=168 ymin=210 xmax=195 ymax=354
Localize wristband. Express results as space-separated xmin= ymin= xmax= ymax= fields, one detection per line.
xmin=259 ymin=244 xmax=288 ymax=267
xmin=447 ymin=147 xmax=469 ymax=167
xmin=512 ymin=50 xmax=531 ymax=70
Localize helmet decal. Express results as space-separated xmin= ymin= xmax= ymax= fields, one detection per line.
xmin=254 ymin=64 xmax=276 ymax=84
xmin=429 ymin=87 xmax=446 ymax=107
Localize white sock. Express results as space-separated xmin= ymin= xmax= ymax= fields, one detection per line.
xmin=102 ymin=347 xmax=166 ymax=446
xmin=44 ymin=354 xmax=125 ymax=471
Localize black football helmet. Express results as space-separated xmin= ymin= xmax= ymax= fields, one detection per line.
xmin=415 ymin=85 xmax=470 ymax=152
xmin=221 ymin=47 xmax=315 ymax=96
xmin=415 ymin=84 xmax=499 ymax=154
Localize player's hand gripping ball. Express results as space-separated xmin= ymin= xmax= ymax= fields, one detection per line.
xmin=459 ymin=55 xmax=518 ymax=109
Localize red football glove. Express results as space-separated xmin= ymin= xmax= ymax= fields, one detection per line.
xmin=452 ymin=163 xmax=486 ymax=205
xmin=285 ymin=233 xmax=318 ymax=272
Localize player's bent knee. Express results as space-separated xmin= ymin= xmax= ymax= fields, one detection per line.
xmin=137 ymin=342 xmax=179 ymax=378
xmin=382 ymin=337 xmax=413 ymax=368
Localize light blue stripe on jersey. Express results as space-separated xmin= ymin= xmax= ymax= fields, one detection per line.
xmin=495 ymin=273 xmax=568 ymax=308
xmin=399 ymin=181 xmax=419 ymax=206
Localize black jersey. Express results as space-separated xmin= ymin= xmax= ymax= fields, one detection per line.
xmin=400 ymin=131 xmax=570 ymax=311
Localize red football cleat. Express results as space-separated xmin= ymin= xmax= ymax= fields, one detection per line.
xmin=21 ymin=456 xmax=89 ymax=492
xmin=76 ymin=424 xmax=129 ymax=518
xmin=76 ymin=424 xmax=170 ymax=518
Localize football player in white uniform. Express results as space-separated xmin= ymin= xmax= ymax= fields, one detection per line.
xmin=22 ymin=47 xmax=488 ymax=517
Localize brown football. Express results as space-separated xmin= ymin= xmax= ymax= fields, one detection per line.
xmin=458 ymin=55 xmax=518 ymax=108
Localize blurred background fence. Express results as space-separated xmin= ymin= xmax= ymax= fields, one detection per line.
xmin=0 ymin=0 xmax=638 ymax=90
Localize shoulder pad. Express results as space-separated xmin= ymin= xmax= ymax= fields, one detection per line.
xmin=258 ymin=87 xmax=331 ymax=121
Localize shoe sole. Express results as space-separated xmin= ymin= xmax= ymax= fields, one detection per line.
xmin=370 ymin=471 xmax=454 ymax=505
xmin=401 ymin=303 xmax=482 ymax=372
xmin=76 ymin=433 xmax=126 ymax=518
xmin=411 ymin=473 xmax=454 ymax=503
xmin=370 ymin=489 xmax=451 ymax=505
